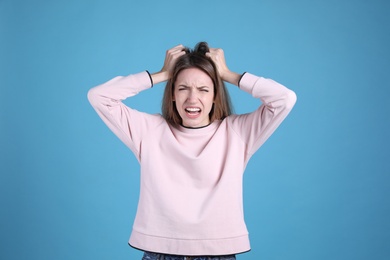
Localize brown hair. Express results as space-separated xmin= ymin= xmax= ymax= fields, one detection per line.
xmin=162 ymin=42 xmax=232 ymax=126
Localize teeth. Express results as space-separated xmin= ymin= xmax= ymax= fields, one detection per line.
xmin=185 ymin=108 xmax=200 ymax=112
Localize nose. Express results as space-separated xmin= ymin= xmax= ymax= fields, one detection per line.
xmin=187 ymin=89 xmax=198 ymax=103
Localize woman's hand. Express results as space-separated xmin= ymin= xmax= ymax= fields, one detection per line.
xmin=161 ymin=44 xmax=186 ymax=74
xmin=206 ymin=48 xmax=241 ymax=86
xmin=151 ymin=45 xmax=186 ymax=84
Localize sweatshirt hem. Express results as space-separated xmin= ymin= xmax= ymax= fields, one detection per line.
xmin=129 ymin=230 xmax=251 ymax=256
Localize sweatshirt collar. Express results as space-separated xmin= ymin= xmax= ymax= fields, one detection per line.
xmin=177 ymin=120 xmax=220 ymax=134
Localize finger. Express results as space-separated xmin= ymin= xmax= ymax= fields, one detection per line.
xmin=170 ymin=44 xmax=185 ymax=53
xmin=167 ymin=44 xmax=183 ymax=53
xmin=172 ymin=50 xmax=186 ymax=60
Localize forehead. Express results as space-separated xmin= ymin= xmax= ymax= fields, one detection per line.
xmin=176 ymin=68 xmax=213 ymax=86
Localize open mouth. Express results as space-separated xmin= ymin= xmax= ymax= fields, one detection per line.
xmin=185 ymin=107 xmax=201 ymax=116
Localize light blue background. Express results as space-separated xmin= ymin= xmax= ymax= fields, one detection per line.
xmin=1 ymin=0 xmax=389 ymax=259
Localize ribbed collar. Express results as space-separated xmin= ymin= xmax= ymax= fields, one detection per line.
xmin=176 ymin=120 xmax=221 ymax=134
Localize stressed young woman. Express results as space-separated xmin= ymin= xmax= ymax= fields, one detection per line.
xmin=88 ymin=42 xmax=297 ymax=260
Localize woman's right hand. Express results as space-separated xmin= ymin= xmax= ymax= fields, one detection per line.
xmin=161 ymin=44 xmax=187 ymax=74
xmin=151 ymin=45 xmax=186 ymax=84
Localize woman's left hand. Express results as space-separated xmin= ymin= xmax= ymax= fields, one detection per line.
xmin=206 ymin=48 xmax=241 ymax=86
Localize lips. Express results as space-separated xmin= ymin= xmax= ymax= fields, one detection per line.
xmin=184 ymin=107 xmax=201 ymax=117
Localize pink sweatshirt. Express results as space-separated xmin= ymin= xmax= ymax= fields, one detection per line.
xmin=88 ymin=71 xmax=296 ymax=256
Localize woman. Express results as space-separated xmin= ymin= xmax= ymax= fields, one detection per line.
xmin=88 ymin=42 xmax=297 ymax=260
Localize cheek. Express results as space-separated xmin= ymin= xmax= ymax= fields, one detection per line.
xmin=173 ymin=91 xmax=183 ymax=104
xmin=208 ymin=93 xmax=215 ymax=106
xmin=173 ymin=92 xmax=181 ymax=104
xmin=173 ymin=94 xmax=183 ymax=112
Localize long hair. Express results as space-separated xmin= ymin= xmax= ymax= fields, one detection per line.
xmin=162 ymin=42 xmax=233 ymax=126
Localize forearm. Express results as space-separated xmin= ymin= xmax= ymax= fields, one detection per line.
xmin=88 ymin=71 xmax=152 ymax=108
xmin=150 ymin=70 xmax=170 ymax=85
xmin=240 ymin=73 xmax=297 ymax=110
xmin=221 ymin=70 xmax=242 ymax=86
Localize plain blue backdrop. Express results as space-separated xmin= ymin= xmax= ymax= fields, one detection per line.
xmin=1 ymin=0 xmax=389 ymax=259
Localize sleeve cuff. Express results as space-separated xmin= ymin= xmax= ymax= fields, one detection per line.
xmin=146 ymin=70 xmax=153 ymax=87
xmin=238 ymin=72 xmax=247 ymax=88
xmin=238 ymin=72 xmax=262 ymax=94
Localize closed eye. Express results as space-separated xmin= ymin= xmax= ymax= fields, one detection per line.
xmin=198 ymin=87 xmax=210 ymax=92
xmin=178 ymin=85 xmax=189 ymax=91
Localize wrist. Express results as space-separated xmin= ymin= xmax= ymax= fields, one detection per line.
xmin=151 ymin=70 xmax=170 ymax=85
xmin=221 ymin=71 xmax=241 ymax=86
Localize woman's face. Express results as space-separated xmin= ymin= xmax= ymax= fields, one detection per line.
xmin=174 ymin=68 xmax=215 ymax=128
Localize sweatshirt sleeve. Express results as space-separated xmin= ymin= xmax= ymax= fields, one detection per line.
xmin=87 ymin=71 xmax=164 ymax=160
xmin=229 ymin=72 xmax=297 ymax=159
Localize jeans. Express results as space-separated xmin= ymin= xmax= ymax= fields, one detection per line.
xmin=142 ymin=251 xmax=236 ymax=260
